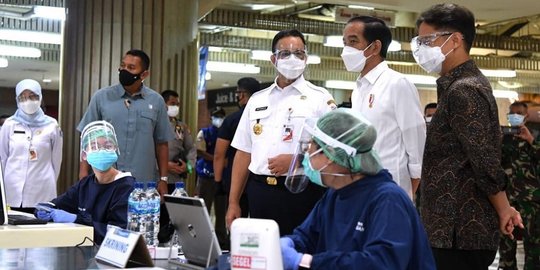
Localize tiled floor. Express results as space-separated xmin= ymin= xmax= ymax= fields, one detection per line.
xmin=490 ymin=241 xmax=525 ymax=270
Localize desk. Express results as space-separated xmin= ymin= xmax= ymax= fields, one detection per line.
xmin=0 ymin=211 xmax=93 ymax=248
xmin=0 ymin=246 xmax=202 ymax=270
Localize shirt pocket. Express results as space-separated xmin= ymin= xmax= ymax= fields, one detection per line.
xmin=137 ymin=110 xmax=157 ymax=133
xmin=248 ymin=107 xmax=272 ymax=141
xmin=288 ymin=108 xmax=310 ymax=142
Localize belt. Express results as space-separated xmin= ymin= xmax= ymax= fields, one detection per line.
xmin=249 ymin=173 xmax=287 ymax=187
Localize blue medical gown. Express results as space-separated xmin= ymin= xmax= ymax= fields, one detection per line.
xmin=287 ymin=170 xmax=435 ymax=270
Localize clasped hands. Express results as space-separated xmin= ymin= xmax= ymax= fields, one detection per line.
xmin=35 ymin=202 xmax=76 ymax=223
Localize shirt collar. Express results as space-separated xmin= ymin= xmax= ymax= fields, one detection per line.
xmin=356 ymin=61 xmax=388 ymax=85
xmin=437 ymin=60 xmax=477 ymax=90
xmin=115 ymin=84 xmax=147 ymax=99
xmin=271 ymin=75 xmax=307 ymax=95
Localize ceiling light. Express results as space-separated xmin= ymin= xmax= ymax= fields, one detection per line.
xmin=32 ymin=6 xmax=65 ymax=21
xmin=0 ymin=45 xmax=41 ymax=58
xmin=323 ymin=36 xmax=343 ymax=48
xmin=480 ymin=69 xmax=516 ymax=78
xmin=493 ymin=90 xmax=519 ymax=101
xmin=251 ymin=4 xmax=276 ymax=10
xmin=205 ymin=72 xmax=212 ymax=81
xmin=497 ymin=81 xmax=523 ymax=89
xmin=0 ymin=29 xmax=62 ymax=44
xmin=250 ymin=50 xmax=320 ymax=64
xmin=42 ymin=78 xmax=52 ymax=83
xmin=324 ymin=36 xmax=401 ymax=51
xmin=206 ymin=61 xmax=260 ymax=74
xmin=405 ymin=74 xmax=437 ymax=85
xmin=325 ymin=80 xmax=355 ymax=90
xmin=348 ymin=5 xmax=375 ymax=10
xmin=208 ymin=46 xmax=224 ymax=53
xmin=0 ymin=58 xmax=7 ymax=68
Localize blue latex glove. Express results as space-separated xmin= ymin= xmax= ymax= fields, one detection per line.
xmin=50 ymin=209 xmax=77 ymax=223
xmin=36 ymin=210 xmax=52 ymax=221
xmin=280 ymin=237 xmax=302 ymax=270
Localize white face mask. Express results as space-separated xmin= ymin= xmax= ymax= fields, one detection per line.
xmin=340 ymin=44 xmax=373 ymax=73
xmin=19 ymin=100 xmax=41 ymax=115
xmin=425 ymin=116 xmax=433 ymax=123
xmin=212 ymin=117 xmax=224 ymax=128
xmin=275 ymin=55 xmax=306 ymax=80
xmin=167 ymin=105 xmax=179 ymax=117
xmin=411 ymin=34 xmax=453 ymax=74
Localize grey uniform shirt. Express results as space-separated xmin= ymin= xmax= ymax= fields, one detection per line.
xmin=77 ymin=84 xmax=172 ymax=182
xmin=167 ymin=119 xmax=196 ymax=182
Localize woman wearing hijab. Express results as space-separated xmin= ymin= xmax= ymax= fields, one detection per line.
xmin=0 ymin=79 xmax=62 ymax=213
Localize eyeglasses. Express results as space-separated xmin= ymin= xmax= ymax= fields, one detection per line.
xmin=85 ymin=141 xmax=117 ymax=152
xmin=274 ymin=49 xmax=307 ymax=60
xmin=17 ymin=94 xmax=40 ymax=102
xmin=411 ymin=32 xmax=453 ymax=47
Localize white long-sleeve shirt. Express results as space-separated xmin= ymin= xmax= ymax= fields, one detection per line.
xmin=0 ymin=117 xmax=63 ymax=207
xmin=351 ymin=62 xmax=426 ymax=198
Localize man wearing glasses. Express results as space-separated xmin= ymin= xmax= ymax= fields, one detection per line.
xmin=413 ymin=4 xmax=523 ymax=269
xmin=226 ymin=29 xmax=336 ymax=235
xmin=341 ymin=16 xmax=426 ymax=200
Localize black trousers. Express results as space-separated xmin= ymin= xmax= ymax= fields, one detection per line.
xmin=246 ymin=173 xmax=325 ymax=236
xmin=432 ymin=248 xmax=497 ymax=270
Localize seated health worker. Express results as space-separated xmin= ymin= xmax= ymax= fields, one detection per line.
xmin=36 ymin=120 xmax=135 ymax=245
xmin=280 ymin=108 xmax=436 ymax=270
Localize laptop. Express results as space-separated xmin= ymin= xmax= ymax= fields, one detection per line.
xmin=0 ymin=162 xmax=47 ymax=225
xmin=164 ymin=195 xmax=222 ymax=269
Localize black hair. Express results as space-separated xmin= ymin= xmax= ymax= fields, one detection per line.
xmin=271 ymin=29 xmax=306 ymax=52
xmin=161 ymin=90 xmax=179 ymax=102
xmin=237 ymin=77 xmax=261 ymax=95
xmin=416 ymin=3 xmax=476 ymax=52
xmin=424 ymin=102 xmax=437 ymax=114
xmin=510 ymin=101 xmax=528 ymax=110
xmin=126 ymin=49 xmax=150 ymax=70
xmin=346 ymin=16 xmax=392 ymax=58
xmin=211 ymin=107 xmax=226 ymax=117
xmin=0 ymin=114 xmax=10 ymax=119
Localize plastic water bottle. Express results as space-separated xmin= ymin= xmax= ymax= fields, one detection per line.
xmin=127 ymin=182 xmax=144 ymax=232
xmin=171 ymin=181 xmax=189 ymax=197
xmin=146 ymin=182 xmax=161 ymax=247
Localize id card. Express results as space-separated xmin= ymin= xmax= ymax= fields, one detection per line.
xmin=282 ymin=125 xmax=293 ymax=142
xmin=29 ymin=147 xmax=38 ymax=161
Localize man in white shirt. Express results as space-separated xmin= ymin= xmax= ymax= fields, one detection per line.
xmin=341 ymin=16 xmax=426 ymax=198
xmin=226 ymin=29 xmax=336 ymax=235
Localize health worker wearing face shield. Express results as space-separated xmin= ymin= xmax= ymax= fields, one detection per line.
xmin=342 ymin=16 xmax=426 ymax=199
xmin=226 ymin=29 xmax=337 ymax=236
xmin=413 ymin=4 xmax=523 ymax=269
xmin=280 ymin=108 xmax=435 ymax=270
xmin=35 ymin=121 xmax=135 ymax=245
xmin=0 ymin=79 xmax=63 ymax=213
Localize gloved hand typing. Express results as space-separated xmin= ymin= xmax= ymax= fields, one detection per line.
xmin=280 ymin=237 xmax=302 ymax=270
xmin=50 ymin=209 xmax=77 ymax=223
xmin=34 ymin=202 xmax=55 ymax=221
xmin=36 ymin=210 xmax=52 ymax=221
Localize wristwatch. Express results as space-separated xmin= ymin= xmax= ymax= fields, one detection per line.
xmin=160 ymin=176 xmax=168 ymax=182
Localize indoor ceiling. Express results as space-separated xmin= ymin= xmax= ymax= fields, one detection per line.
xmin=1 ymin=0 xmax=540 ymax=92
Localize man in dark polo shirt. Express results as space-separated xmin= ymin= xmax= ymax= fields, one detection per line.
xmin=213 ymin=77 xmax=261 ymax=221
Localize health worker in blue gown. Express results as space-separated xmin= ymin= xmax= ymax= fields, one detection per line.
xmin=280 ymin=108 xmax=436 ymax=270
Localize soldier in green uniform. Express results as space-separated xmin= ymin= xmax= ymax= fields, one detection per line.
xmin=499 ymin=101 xmax=540 ymax=270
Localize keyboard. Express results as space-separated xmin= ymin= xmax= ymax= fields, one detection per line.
xmin=8 ymin=214 xmax=47 ymax=225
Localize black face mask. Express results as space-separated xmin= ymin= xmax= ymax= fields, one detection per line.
xmin=118 ymin=69 xmax=142 ymax=86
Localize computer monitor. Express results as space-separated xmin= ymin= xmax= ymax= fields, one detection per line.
xmin=1 ymin=162 xmax=8 ymax=225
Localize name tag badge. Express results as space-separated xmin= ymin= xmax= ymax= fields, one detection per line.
xmin=255 ymin=106 xmax=268 ymax=111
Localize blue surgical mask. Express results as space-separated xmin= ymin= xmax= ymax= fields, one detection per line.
xmin=86 ymin=150 xmax=118 ymax=172
xmin=301 ymin=153 xmax=326 ymax=187
xmin=507 ymin=114 xmax=525 ymax=126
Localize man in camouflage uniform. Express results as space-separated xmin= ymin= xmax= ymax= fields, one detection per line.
xmin=499 ymin=101 xmax=540 ymax=270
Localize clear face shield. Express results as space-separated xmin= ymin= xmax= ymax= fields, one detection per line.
xmin=79 ymin=120 xmax=119 ymax=160
xmin=285 ymin=118 xmax=358 ymax=193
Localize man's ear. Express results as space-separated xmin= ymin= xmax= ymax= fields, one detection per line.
xmin=271 ymin=54 xmax=277 ymax=66
xmin=81 ymin=151 xmax=87 ymax=161
xmin=140 ymin=70 xmax=150 ymax=80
